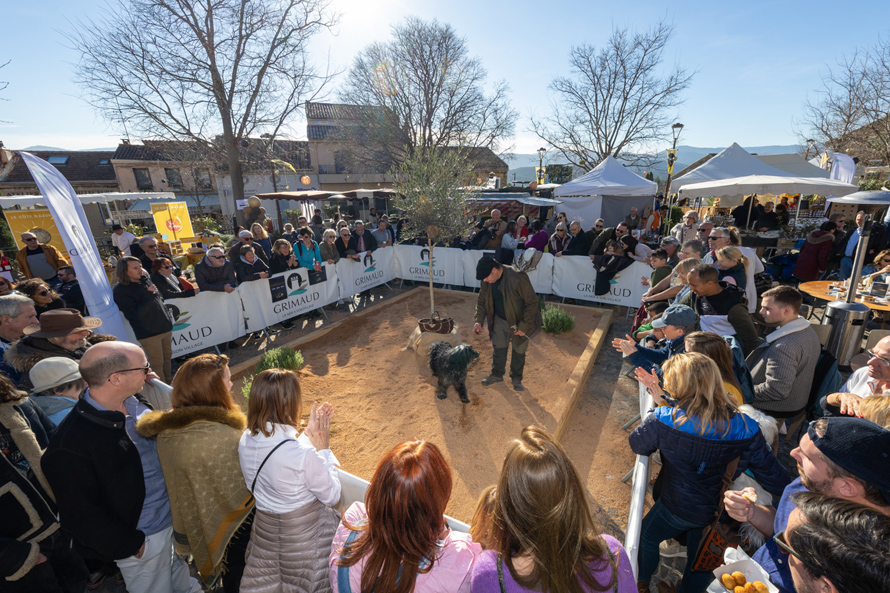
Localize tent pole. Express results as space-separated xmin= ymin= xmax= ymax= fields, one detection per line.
xmin=746 ymin=197 xmax=755 ymax=230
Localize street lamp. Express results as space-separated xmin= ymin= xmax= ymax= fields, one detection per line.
xmin=662 ymin=123 xmax=684 ymax=235
xmin=537 ymin=147 xmax=546 ymax=185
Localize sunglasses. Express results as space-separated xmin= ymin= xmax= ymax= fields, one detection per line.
xmin=161 ymin=264 xmax=173 ymax=269
xmin=37 ymin=289 xmax=49 ymax=296
xmin=111 ymin=363 xmax=151 ymax=377
xmin=708 ymin=236 xmax=724 ymax=241
xmin=595 ymin=224 xmax=603 ymax=229
xmin=209 ymin=255 xmax=225 ymax=260
xmin=556 ymin=229 xmax=566 ymax=232
xmin=243 ymin=237 xmax=253 ymax=242
xmin=772 ymin=529 xmax=801 ymax=561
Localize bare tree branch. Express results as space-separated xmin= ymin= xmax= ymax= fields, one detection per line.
xmin=338 ymin=17 xmax=517 ymax=170
xmin=66 ymin=0 xmax=338 ymax=206
xmin=530 ymin=21 xmax=694 ymax=171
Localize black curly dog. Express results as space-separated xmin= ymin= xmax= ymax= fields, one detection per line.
xmin=428 ymin=341 xmax=480 ymax=403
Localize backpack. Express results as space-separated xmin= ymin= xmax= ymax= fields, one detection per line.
xmin=724 ymin=335 xmax=755 ymax=404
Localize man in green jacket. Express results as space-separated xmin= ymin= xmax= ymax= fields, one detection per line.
xmin=473 ymin=257 xmax=542 ymax=391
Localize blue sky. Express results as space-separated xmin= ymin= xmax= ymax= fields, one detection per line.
xmin=2 ymin=0 xmax=889 ymax=155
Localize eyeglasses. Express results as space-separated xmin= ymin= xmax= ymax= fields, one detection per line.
xmin=595 ymin=224 xmax=603 ymax=229
xmin=698 ymin=228 xmax=713 ymax=234
xmin=208 ymin=255 xmax=225 ymax=260
xmin=111 ymin=364 xmax=151 ymax=377
xmin=772 ymin=529 xmax=801 ymax=561
xmin=161 ymin=264 xmax=173 ymax=269
xmin=24 ymin=237 xmax=37 ymax=242
xmin=242 ymin=237 xmax=253 ymax=242
xmin=556 ymin=229 xmax=566 ymax=233
xmin=615 ymin=228 xmax=626 ymax=234
xmin=37 ymin=289 xmax=49 ymax=296
xmin=708 ymin=236 xmax=725 ymax=241
xmin=867 ymin=349 xmax=890 ymax=367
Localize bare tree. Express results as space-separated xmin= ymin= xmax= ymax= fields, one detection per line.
xmin=68 ymin=0 xmax=337 ymax=209
xmin=530 ymin=21 xmax=694 ymax=171
xmin=800 ymin=38 xmax=890 ymax=166
xmin=338 ymin=17 xmax=517 ymax=170
xmin=0 ymin=60 xmax=9 ymax=124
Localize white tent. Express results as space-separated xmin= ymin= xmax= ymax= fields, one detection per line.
xmin=553 ymin=156 xmax=656 ymax=227
xmin=754 ymin=154 xmax=830 ymax=178
xmin=0 ymin=191 xmax=176 ymax=209
xmin=678 ymin=175 xmax=858 ymax=206
xmin=672 ymin=143 xmax=794 ymax=199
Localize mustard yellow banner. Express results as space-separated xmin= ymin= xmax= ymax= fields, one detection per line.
xmin=666 ymin=149 xmax=678 ymax=176
xmin=151 ymin=202 xmax=194 ymax=242
xmin=6 ymin=209 xmax=70 ymax=257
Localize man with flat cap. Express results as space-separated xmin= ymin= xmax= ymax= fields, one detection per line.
xmin=473 ymin=256 xmax=542 ymax=391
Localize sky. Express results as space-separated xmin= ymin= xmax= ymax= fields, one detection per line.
xmin=2 ymin=0 xmax=889 ymax=158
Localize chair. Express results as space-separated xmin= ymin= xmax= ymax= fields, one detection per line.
xmin=850 ymin=329 xmax=890 ymax=371
xmin=810 ymin=323 xmax=831 ymax=347
xmin=798 ymin=304 xmax=812 ymax=320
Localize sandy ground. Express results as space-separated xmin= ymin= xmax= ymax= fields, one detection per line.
xmin=232 ymin=288 xmax=606 ymax=522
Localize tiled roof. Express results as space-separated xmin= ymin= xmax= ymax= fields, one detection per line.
xmin=305 ymin=101 xmax=383 ymax=121
xmin=2 ymin=151 xmax=117 ymax=183
xmin=307 ymin=125 xmax=336 ymax=140
xmin=111 ymin=139 xmax=311 ymax=170
xmin=458 ymin=147 xmax=509 ymax=172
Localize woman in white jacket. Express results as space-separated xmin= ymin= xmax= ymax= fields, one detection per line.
xmin=238 ymin=370 xmax=340 ymax=593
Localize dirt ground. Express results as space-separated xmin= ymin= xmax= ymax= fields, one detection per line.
xmin=232 ymin=288 xmax=607 ymax=522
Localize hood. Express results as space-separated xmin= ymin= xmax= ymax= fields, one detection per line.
xmin=4 ymin=337 xmax=84 ymax=373
xmin=136 ymin=405 xmax=247 ymax=438
xmin=806 ymin=230 xmax=834 ymax=245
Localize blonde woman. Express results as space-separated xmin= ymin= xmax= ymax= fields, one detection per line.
xmin=862 ymin=248 xmax=890 ymax=284
xmin=630 ymin=353 xmax=790 ymax=593
xmin=250 ymin=222 xmax=272 ymax=259
xmin=641 ymin=257 xmax=700 ymax=304
xmin=715 ymin=245 xmax=749 ymax=290
xmin=319 ymin=229 xmax=341 ymax=265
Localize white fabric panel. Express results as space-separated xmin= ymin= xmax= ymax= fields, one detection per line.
xmin=335 ymin=246 xmax=396 ymax=298
xmin=555 ymin=155 xmax=656 ymax=197
xmin=166 ymin=291 xmax=245 ymax=356
xmin=394 ymin=245 xmax=463 ymax=286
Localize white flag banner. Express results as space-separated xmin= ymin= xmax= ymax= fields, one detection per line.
xmin=460 ymin=249 xmax=497 ymax=289
xmin=165 ymin=291 xmax=245 ymax=356
xmin=552 ymin=256 xmax=650 ymax=306
xmin=523 ymin=252 xmax=555 ymax=295
xmin=238 ymin=264 xmax=339 ymax=332
xmin=20 ymin=152 xmax=129 ymax=339
xmin=336 ymin=247 xmax=396 ymax=298
xmin=394 ymin=245 xmax=463 ymax=286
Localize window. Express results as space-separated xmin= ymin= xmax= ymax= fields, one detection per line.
xmin=47 ymin=156 xmax=69 ymax=165
xmin=195 ymin=168 xmax=212 ymax=189
xmin=133 ymin=168 xmax=152 ymax=189
xmin=97 ymin=159 xmax=111 ymax=166
xmin=164 ymin=168 xmax=183 ymax=187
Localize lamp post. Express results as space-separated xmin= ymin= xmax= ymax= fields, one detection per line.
xmin=537 ymin=147 xmax=546 ymax=185
xmin=661 ymin=123 xmax=684 ymax=235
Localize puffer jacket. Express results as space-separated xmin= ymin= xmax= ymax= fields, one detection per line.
xmin=792 ymin=230 xmax=835 ymax=281
xmin=194 ymin=257 xmax=237 ymax=292
xmin=113 ymin=275 xmax=174 ymax=340
xmin=627 ymin=334 xmax=686 ymax=379
xmin=629 ymin=406 xmax=790 ymax=525
xmin=3 ymin=336 xmax=87 ymax=391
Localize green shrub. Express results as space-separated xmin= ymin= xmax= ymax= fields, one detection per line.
xmin=542 ymin=306 xmax=575 ymax=334
xmin=241 ymin=348 xmax=304 ymax=399
xmin=537 ymin=295 xmax=546 ymax=312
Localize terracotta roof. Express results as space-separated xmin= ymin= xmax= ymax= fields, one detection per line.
xmin=305 ymin=102 xmax=382 ymax=121
xmin=111 ymin=139 xmax=311 ymax=170
xmin=2 ymin=151 xmax=117 ymax=183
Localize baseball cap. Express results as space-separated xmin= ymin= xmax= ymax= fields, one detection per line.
xmin=661 ymin=236 xmax=681 ymax=247
xmin=476 ymin=256 xmax=499 ymax=281
xmin=651 ymin=304 xmax=698 ymax=329
xmin=809 ymin=417 xmax=890 ymax=504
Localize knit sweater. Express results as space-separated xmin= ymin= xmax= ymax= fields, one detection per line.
xmin=746 ymin=317 xmax=821 ymax=414
xmin=136 ymin=406 xmax=254 ymax=583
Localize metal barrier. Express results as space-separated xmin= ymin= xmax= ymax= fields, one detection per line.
xmin=624 ymin=381 xmax=653 ymax=579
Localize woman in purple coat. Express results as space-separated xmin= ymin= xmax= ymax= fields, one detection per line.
xmin=792 ymin=221 xmax=837 ymax=281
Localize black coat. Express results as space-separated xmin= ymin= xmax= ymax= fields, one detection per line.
xmin=193 ymin=258 xmax=236 ymax=292
xmin=0 ymin=399 xmax=58 ymax=580
xmin=334 ymin=237 xmax=350 ymax=258
xmin=269 ymin=252 xmax=298 ymax=275
xmin=112 ymin=276 xmax=174 ymax=340
xmin=57 ymin=280 xmax=86 ymax=316
xmin=235 ymin=257 xmax=270 ymax=284
xmin=41 ymin=397 xmax=148 ymax=562
xmin=563 ymin=231 xmax=591 ymax=256
xmin=348 ymin=231 xmax=377 ymax=254
xmin=149 ymin=272 xmax=196 ymax=300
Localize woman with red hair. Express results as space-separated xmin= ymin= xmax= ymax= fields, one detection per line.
xmin=329 ymin=440 xmax=481 ymax=593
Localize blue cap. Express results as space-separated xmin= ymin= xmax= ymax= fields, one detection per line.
xmin=651 ymin=304 xmax=698 ymax=329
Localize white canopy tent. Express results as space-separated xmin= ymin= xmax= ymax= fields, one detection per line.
xmin=0 ymin=191 xmax=177 ymax=209
xmin=553 ymin=156 xmax=656 ymax=227
xmin=754 ymin=154 xmax=830 ymax=178
xmin=678 ymin=175 xmax=858 ymax=203
xmin=672 ymin=143 xmax=795 ymax=201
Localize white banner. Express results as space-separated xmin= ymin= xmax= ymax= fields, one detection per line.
xmin=165 ymin=291 xmax=245 ymax=356
xmin=552 ymin=256 xmax=650 ymax=307
xmin=238 ymin=264 xmax=338 ymax=332
xmin=524 ymin=252 xmax=554 ymax=295
xmin=394 ymin=245 xmax=463 ymax=286
xmin=336 ymin=247 xmax=396 ymax=298
xmin=460 ymin=249 xmax=497 ymax=289
xmin=20 ymin=152 xmax=130 ymax=340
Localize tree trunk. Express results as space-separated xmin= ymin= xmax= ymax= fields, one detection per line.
xmin=225 ymin=136 xmax=245 ymax=215
xmin=428 ymin=238 xmax=435 ymax=317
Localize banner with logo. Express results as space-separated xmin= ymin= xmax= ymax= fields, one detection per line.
xmin=238 ymin=264 xmax=339 ymax=331
xmin=151 ymin=202 xmax=194 ymax=242
xmin=552 ymin=256 xmax=650 ymax=306
xmin=5 ymin=209 xmax=70 ymax=258
xmin=21 ymin=152 xmax=129 ymax=340
xmin=336 ymin=246 xmax=396 ymax=298
xmin=460 ymin=249 xmax=497 ymax=289
xmin=394 ymin=245 xmax=463 ymax=286
xmin=165 ymin=291 xmax=245 ymax=356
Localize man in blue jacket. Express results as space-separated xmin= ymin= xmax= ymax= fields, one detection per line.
xmin=612 ymin=304 xmax=698 ymax=378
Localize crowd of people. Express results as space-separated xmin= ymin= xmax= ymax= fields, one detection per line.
xmin=2 ymin=204 xmax=890 ymax=593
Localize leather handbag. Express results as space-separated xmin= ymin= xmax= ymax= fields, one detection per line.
xmin=690 ymin=456 xmax=743 ymax=572
xmin=418 ymin=311 xmax=454 ymax=334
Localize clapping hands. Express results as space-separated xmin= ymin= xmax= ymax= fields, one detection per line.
xmin=305 ymin=401 xmax=333 ymax=451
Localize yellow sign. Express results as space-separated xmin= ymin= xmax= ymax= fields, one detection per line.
xmin=535 ymin=166 xmax=547 ymax=185
xmin=666 ymin=149 xmax=678 ymax=176
xmin=5 ymin=209 xmax=70 ymax=257
xmin=151 ymin=202 xmax=194 ymax=242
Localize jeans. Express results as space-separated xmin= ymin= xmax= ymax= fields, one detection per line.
xmin=115 ymin=526 xmax=201 ymax=593
xmin=637 ymin=499 xmax=712 ymax=593
xmin=839 ymin=256 xmax=854 ymax=280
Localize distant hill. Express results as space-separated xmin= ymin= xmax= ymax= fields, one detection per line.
xmin=506 ymin=144 xmax=800 ymax=184
xmin=20 ymin=145 xmax=69 ymax=151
